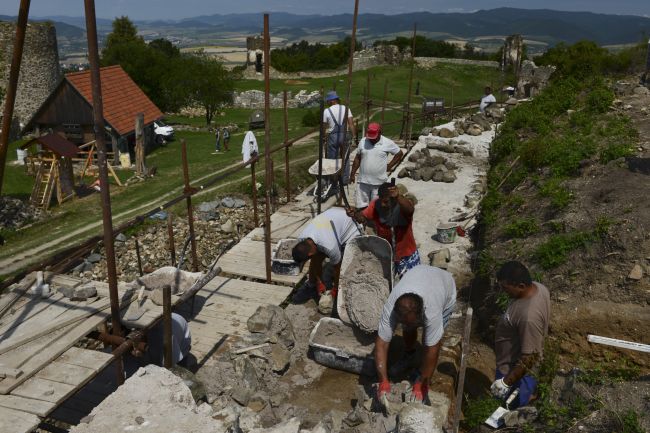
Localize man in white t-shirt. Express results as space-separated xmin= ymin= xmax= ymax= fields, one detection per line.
xmin=480 ymin=86 xmax=497 ymax=113
xmin=291 ymin=207 xmax=361 ymax=303
xmin=350 ymin=122 xmax=403 ymax=208
xmin=322 ymin=91 xmax=356 ymax=187
xmin=375 ymin=265 xmax=456 ymax=405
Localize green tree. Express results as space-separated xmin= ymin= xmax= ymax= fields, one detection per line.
xmin=104 ymin=16 xmax=142 ymax=51
xmin=149 ymin=38 xmax=180 ymax=58
xmin=180 ymin=54 xmax=234 ymax=125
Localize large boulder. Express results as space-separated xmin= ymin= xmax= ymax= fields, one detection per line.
xmin=437 ymin=127 xmax=458 ymax=138
xmin=469 ymin=113 xmax=491 ymax=131
xmin=466 ymin=124 xmax=483 ymax=136
xmin=247 ymin=305 xmax=295 ymax=349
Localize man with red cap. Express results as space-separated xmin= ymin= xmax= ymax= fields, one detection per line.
xmin=350 ymin=122 xmax=403 ymax=208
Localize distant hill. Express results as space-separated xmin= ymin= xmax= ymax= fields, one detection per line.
xmin=0 ymin=15 xmax=84 ymax=39
xmin=180 ymin=8 xmax=650 ymax=46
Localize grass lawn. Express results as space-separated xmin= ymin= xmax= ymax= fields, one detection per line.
xmin=234 ymin=63 xmax=505 ymax=110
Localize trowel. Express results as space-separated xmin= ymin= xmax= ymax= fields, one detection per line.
xmin=484 ymin=388 xmax=519 ymax=429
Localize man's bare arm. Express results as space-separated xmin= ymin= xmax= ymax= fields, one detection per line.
xmin=387 ymin=150 xmax=404 ymax=172
xmin=419 ymin=341 xmax=442 ymax=385
xmin=504 ymin=353 xmax=539 ymax=386
xmin=375 ymin=336 xmax=390 ymax=383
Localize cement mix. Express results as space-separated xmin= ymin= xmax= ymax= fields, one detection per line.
xmin=274 ymin=239 xmax=299 ymax=261
xmin=311 ymin=319 xmax=375 ymax=355
xmin=341 ymin=251 xmax=390 ymax=333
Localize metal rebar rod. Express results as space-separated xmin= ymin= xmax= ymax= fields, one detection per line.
xmin=134 ymin=236 xmax=143 ymax=276
xmin=366 ymin=72 xmax=371 ymax=125
xmin=167 ymin=212 xmax=176 ymax=267
xmin=180 ymin=140 xmax=198 ymax=272
xmin=0 ymin=0 xmax=30 ymax=195
xmin=263 ymin=14 xmax=273 ymax=284
xmin=162 ymin=284 xmax=172 ymax=369
xmin=381 ymin=79 xmax=388 ymax=124
xmin=405 ymin=23 xmax=417 ymax=147
xmin=83 ymin=0 xmax=124 ymax=385
xmin=316 ymin=98 xmax=324 ymax=215
xmin=283 ymin=90 xmax=290 ymax=204
xmin=251 ymin=161 xmax=259 ymax=226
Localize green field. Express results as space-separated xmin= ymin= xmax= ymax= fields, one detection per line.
xmin=0 ymin=62 xmax=502 ymax=275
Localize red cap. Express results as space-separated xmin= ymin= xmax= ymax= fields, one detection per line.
xmin=366 ymin=122 xmax=381 ymax=140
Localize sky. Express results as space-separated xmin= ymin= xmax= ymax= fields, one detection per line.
xmin=0 ymin=0 xmax=648 ymax=20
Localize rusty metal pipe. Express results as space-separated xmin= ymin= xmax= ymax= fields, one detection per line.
xmin=134 ymin=236 xmax=143 ymax=276
xmin=180 ymin=140 xmax=198 ymax=272
xmin=167 ymin=212 xmax=176 ymax=267
xmin=405 ymin=23 xmax=417 ymax=147
xmin=0 ymin=0 xmax=31 ymax=195
xmin=163 ymin=284 xmax=172 ymax=369
xmin=263 ymin=14 xmax=273 ymax=283
xmin=88 ymin=330 xmax=147 ymax=353
xmin=381 ymin=79 xmax=388 ymax=124
xmin=316 ymin=97 xmax=324 ymax=215
xmin=283 ymin=90 xmax=290 ymax=204
xmin=251 ymin=161 xmax=259 ymax=226
xmin=84 ymin=0 xmax=124 ymax=384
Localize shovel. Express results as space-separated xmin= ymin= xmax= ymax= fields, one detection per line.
xmin=484 ymin=388 xmax=519 ymax=429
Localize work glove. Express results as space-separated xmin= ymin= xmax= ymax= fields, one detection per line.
xmin=490 ymin=378 xmax=511 ymax=399
xmin=408 ymin=380 xmax=429 ymax=403
xmin=375 ymin=380 xmax=391 ymax=411
xmin=316 ymin=280 xmax=327 ymax=295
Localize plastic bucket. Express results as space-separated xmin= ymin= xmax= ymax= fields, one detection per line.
xmin=16 ymin=149 xmax=27 ymax=165
xmin=436 ymin=223 xmax=458 ymax=244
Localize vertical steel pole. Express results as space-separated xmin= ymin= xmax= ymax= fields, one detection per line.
xmin=263 ymin=14 xmax=273 ymax=283
xmin=0 ymin=0 xmax=31 ymax=195
xmin=283 ymin=90 xmax=290 ymax=204
xmin=251 ymin=161 xmax=259 ymax=226
xmin=162 ymin=285 xmax=172 ymax=369
xmin=167 ymin=213 xmax=176 ymax=267
xmin=451 ymin=86 xmax=455 ymax=120
xmin=180 ymin=140 xmax=198 ymax=272
xmin=366 ymin=72 xmax=371 ymax=125
xmin=645 ymin=38 xmax=650 ymax=80
xmin=381 ymin=79 xmax=388 ymax=124
xmin=134 ymin=236 xmax=143 ymax=277
xmin=316 ymin=97 xmax=324 ymax=215
xmin=84 ymin=0 xmax=123 ymax=385
xmin=405 ymin=23 xmax=417 ymax=147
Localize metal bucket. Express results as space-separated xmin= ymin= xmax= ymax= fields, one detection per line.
xmin=436 ymin=223 xmax=458 ymax=244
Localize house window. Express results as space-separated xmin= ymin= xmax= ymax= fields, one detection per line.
xmin=63 ymin=123 xmax=83 ymax=143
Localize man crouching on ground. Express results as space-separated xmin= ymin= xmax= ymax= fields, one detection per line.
xmin=375 ymin=265 xmax=456 ymax=405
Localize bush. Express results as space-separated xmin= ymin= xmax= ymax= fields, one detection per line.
xmin=504 ymin=217 xmax=539 ymax=238
xmin=534 ymin=231 xmax=591 ymax=269
xmin=586 ymin=87 xmax=614 ymax=114
xmin=301 ymin=109 xmax=321 ymax=127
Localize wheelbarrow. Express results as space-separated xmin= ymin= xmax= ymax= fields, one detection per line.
xmin=337 ymin=235 xmax=393 ymax=327
xmin=308 ymin=158 xmax=344 ymax=203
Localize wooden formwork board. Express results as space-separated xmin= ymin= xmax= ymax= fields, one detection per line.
xmin=216 ymin=238 xmax=307 ymax=286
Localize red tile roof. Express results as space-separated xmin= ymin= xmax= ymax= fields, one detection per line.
xmin=65 ymin=65 xmax=163 ymax=136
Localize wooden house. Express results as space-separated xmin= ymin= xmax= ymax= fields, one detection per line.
xmin=20 ymin=133 xmax=78 ymax=210
xmin=24 ymin=65 xmax=163 ymax=159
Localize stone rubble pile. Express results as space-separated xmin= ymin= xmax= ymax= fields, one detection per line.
xmin=397 ymin=148 xmax=459 ymax=183
xmin=233 ymin=90 xmax=321 ymax=109
xmin=71 ymin=196 xmax=259 ymax=282
xmin=0 ymin=196 xmax=43 ymax=231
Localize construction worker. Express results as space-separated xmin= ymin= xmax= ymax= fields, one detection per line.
xmin=479 ymin=86 xmax=496 ymax=113
xmin=291 ymin=207 xmax=361 ymax=303
xmin=146 ymin=312 xmax=193 ymax=368
xmin=214 ymin=127 xmax=221 ymax=153
xmin=347 ymin=182 xmax=420 ymax=278
xmin=375 ymin=265 xmax=456 ymax=405
xmin=349 ymin=123 xmax=403 ymax=209
xmin=323 ymin=90 xmax=356 ymax=191
xmin=491 ymin=261 xmax=550 ymax=408
xmin=222 ymin=128 xmax=230 ymax=151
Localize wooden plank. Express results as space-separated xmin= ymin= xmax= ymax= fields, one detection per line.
xmin=35 ymin=361 xmax=95 ymax=386
xmin=201 ymin=277 xmax=293 ymax=298
xmin=0 ymin=406 xmax=41 ymax=433
xmin=11 ymin=377 xmax=76 ymax=403
xmin=56 ymin=347 xmax=113 ymax=372
xmin=0 ymin=394 xmax=55 ymax=416
xmin=0 ymin=366 xmax=23 ymax=379
xmin=0 ymin=293 xmax=68 ymax=336
xmin=0 ymin=298 xmax=109 ymax=355
xmin=587 ymin=335 xmax=650 ymax=353
xmin=0 ymin=309 xmax=110 ymax=394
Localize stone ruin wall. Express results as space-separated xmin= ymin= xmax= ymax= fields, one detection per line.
xmin=0 ymin=21 xmax=62 ymax=131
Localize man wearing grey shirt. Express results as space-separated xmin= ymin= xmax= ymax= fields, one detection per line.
xmin=375 ymin=265 xmax=456 ymax=404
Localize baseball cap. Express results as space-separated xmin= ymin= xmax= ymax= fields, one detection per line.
xmin=325 ymin=91 xmax=340 ymax=102
xmin=366 ymin=122 xmax=381 ymax=140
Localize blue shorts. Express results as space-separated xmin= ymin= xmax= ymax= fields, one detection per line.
xmin=495 ymin=369 xmax=537 ymax=408
xmin=395 ymin=249 xmax=421 ymax=279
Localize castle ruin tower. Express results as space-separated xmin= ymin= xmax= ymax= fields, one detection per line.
xmin=0 ymin=21 xmax=63 ymax=134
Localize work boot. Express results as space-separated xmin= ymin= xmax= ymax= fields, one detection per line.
xmin=388 ymin=349 xmax=418 ymax=378
xmin=292 ymin=281 xmax=318 ymax=304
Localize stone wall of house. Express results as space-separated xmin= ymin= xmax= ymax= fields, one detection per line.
xmin=517 ymin=60 xmax=555 ymax=98
xmin=232 ymin=89 xmax=321 ymax=109
xmin=0 ymin=21 xmax=62 ymax=131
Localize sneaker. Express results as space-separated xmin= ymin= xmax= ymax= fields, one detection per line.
xmin=292 ymin=281 xmax=318 ymax=304
xmin=388 ymin=349 xmax=418 ymax=378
